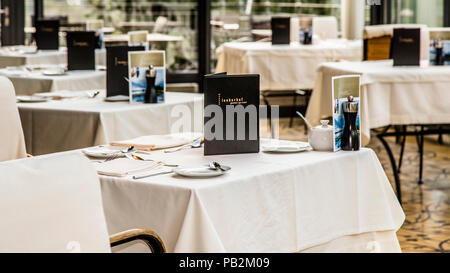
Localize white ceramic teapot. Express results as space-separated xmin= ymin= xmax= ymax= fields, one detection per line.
xmin=308 ymin=120 xmax=333 ymax=151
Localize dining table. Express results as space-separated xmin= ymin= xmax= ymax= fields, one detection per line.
xmin=216 ymin=39 xmax=362 ymax=91
xmin=0 ymin=66 xmax=106 ymax=95
xmin=0 ymin=46 xmax=106 ymax=68
xmin=306 ymin=60 xmax=450 ymax=145
xmin=90 ymin=138 xmax=405 ymax=253
xmin=18 ymin=91 xmax=203 ymax=156
xmin=305 ymin=60 xmax=450 ymax=202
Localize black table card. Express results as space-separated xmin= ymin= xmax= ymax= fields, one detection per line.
xmin=392 ymin=28 xmax=421 ymax=66
xmin=271 ymin=17 xmax=291 ymax=45
xmin=66 ymin=31 xmax=96 ymax=70
xmin=35 ymin=19 xmax=60 ymax=50
xmin=204 ymin=73 xmax=260 ymax=156
xmin=106 ymin=45 xmax=144 ymax=97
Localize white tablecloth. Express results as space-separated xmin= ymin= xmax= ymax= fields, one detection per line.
xmin=0 ymin=46 xmax=106 ymax=68
xmin=18 ymin=91 xmax=203 ymax=155
xmin=306 ymin=60 xmax=450 ymax=145
xmin=98 ymin=143 xmax=404 ymax=253
xmin=0 ymin=69 xmax=106 ymax=95
xmin=216 ymin=40 xmax=363 ymax=91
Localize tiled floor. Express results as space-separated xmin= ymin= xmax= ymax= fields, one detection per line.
xmin=264 ymin=118 xmax=450 ymax=253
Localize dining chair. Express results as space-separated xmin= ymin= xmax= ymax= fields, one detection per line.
xmin=0 ymin=153 xmax=165 ymax=253
xmin=0 ymin=76 xmax=27 ymax=162
xmin=312 ymin=17 xmax=338 ymax=41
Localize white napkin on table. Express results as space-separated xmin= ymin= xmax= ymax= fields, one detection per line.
xmin=110 ymin=132 xmax=202 ymax=151
xmin=94 ymin=158 xmax=161 ymax=177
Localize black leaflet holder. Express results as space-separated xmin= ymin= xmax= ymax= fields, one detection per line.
xmin=106 ymin=45 xmax=144 ymax=97
xmin=204 ymin=73 xmax=260 ymax=156
xmin=392 ymin=28 xmax=421 ymax=66
xmin=271 ymin=17 xmax=291 ymax=45
xmin=66 ymin=31 xmax=96 ymax=70
xmin=35 ymin=19 xmax=60 ymax=50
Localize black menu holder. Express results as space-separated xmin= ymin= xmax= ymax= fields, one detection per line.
xmin=66 ymin=31 xmax=96 ymax=70
xmin=392 ymin=28 xmax=421 ymax=66
xmin=35 ymin=19 xmax=60 ymax=50
xmin=271 ymin=17 xmax=290 ymax=45
xmin=106 ymin=45 xmax=144 ymax=97
xmin=204 ymin=73 xmax=260 ymax=156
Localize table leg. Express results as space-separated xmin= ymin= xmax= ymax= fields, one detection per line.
xmin=398 ymin=126 xmax=407 ymax=174
xmin=418 ymin=126 xmax=425 ymax=185
xmin=376 ymin=133 xmax=402 ymax=204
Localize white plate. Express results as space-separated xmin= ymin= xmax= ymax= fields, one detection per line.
xmin=16 ymin=96 xmax=49 ymax=103
xmin=42 ymin=70 xmax=66 ymax=76
xmin=173 ymin=166 xmax=230 ymax=178
xmin=261 ymin=141 xmax=312 ymax=153
xmin=82 ymin=146 xmax=125 ymax=159
xmin=104 ymin=95 xmax=129 ymax=102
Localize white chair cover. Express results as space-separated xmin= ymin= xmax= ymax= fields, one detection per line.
xmin=0 ymin=76 xmax=26 ymax=161
xmin=312 ymin=16 xmax=338 ymax=40
xmin=0 ymin=153 xmax=111 ymax=253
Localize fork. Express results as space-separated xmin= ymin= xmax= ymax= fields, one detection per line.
xmin=103 ymin=146 xmax=135 ymax=162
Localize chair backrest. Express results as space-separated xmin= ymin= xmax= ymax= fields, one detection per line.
xmin=0 ymin=153 xmax=111 ymax=253
xmin=0 ymin=76 xmax=27 ymax=161
xmin=312 ymin=16 xmax=338 ymax=40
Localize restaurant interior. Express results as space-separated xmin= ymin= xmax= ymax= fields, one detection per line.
xmin=0 ymin=0 xmax=449 ymax=255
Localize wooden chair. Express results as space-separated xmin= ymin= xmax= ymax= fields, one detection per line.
xmin=0 ymin=153 xmax=165 ymax=253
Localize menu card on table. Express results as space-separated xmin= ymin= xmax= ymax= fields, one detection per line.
xmin=35 ymin=19 xmax=60 ymax=50
xmin=128 ymin=51 xmax=165 ymax=103
xmin=392 ymin=28 xmax=421 ymax=66
xmin=271 ymin=17 xmax=291 ymax=45
xmin=332 ymin=75 xmax=361 ymax=152
xmin=106 ymin=45 xmax=144 ymax=97
xmin=204 ymin=73 xmax=260 ymax=156
xmin=66 ymin=31 xmax=96 ymax=70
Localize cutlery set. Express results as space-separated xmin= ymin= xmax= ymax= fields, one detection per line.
xmin=88 ymin=140 xmax=231 ymax=180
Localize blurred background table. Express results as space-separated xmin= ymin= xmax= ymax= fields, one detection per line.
xmin=0 ymin=67 xmax=106 ymax=95
xmin=99 ymin=144 xmax=404 ymax=253
xmin=306 ymin=60 xmax=450 ymax=145
xmin=216 ymin=39 xmax=362 ymax=91
xmin=0 ymin=46 xmax=106 ymax=68
xmin=18 ymin=91 xmax=203 ymax=155
xmin=103 ymin=33 xmax=183 ymax=46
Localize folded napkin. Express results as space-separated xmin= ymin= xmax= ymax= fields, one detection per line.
xmin=95 ymin=158 xmax=161 ymax=177
xmin=110 ymin=132 xmax=202 ymax=151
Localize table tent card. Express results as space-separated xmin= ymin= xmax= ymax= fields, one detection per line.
xmin=35 ymin=19 xmax=60 ymax=50
xmin=271 ymin=17 xmax=291 ymax=45
xmin=106 ymin=45 xmax=144 ymax=97
xmin=128 ymin=31 xmax=149 ymax=50
xmin=392 ymin=28 xmax=421 ymax=66
xmin=128 ymin=50 xmax=165 ymax=103
xmin=332 ymin=75 xmax=361 ymax=152
xmin=204 ymin=72 xmax=260 ymax=156
xmin=86 ymin=19 xmax=104 ymax=49
xmin=66 ymin=31 xmax=96 ymax=70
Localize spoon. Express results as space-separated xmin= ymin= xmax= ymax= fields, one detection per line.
xmin=209 ymin=162 xmax=231 ymax=172
xmin=296 ymin=111 xmax=313 ymax=130
xmin=164 ymin=138 xmax=204 ymax=153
